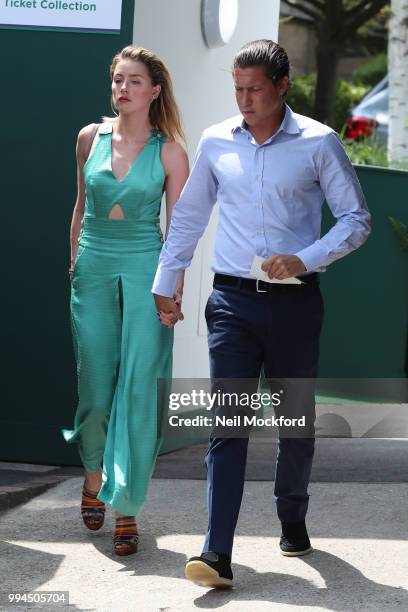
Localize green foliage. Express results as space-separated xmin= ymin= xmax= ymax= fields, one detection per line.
xmin=355 ymin=6 xmax=390 ymax=39
xmin=341 ymin=135 xmax=388 ymax=166
xmin=288 ymin=74 xmax=369 ymax=132
xmin=341 ymin=136 xmax=408 ymax=170
xmin=352 ymin=52 xmax=388 ymax=87
xmin=287 ymin=73 xmax=316 ymax=119
xmin=388 ymin=217 xmax=408 ymax=251
xmin=335 ymin=80 xmax=370 ymax=132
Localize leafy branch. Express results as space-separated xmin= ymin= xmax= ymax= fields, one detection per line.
xmin=388 ymin=217 xmax=408 ymax=250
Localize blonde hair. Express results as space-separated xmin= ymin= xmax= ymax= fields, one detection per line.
xmin=106 ymin=45 xmax=185 ymax=143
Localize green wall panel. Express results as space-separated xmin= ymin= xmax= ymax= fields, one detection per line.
xmin=2 ymin=29 xmax=407 ymax=469
xmin=319 ymin=166 xmax=408 ymax=379
xmin=1 ymin=1 xmax=135 ymax=465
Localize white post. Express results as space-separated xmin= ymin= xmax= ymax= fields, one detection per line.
xmin=133 ymin=0 xmax=281 ymax=377
xmin=388 ymin=0 xmax=408 ymax=164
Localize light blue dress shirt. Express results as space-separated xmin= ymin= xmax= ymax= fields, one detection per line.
xmin=152 ymin=104 xmax=371 ymax=297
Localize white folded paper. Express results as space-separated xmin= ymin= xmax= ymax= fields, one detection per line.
xmin=250 ymin=256 xmax=303 ymax=284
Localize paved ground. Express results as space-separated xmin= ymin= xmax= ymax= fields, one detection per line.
xmin=0 ymin=463 xmax=81 ymax=513
xmin=2 ymin=434 xmax=408 ymax=515
xmin=2 ymin=401 xmax=408 ymax=513
xmin=0 ymin=477 xmax=407 ymax=611
xmin=1 ymin=432 xmax=408 ymax=611
xmin=154 ymin=434 xmax=408 ymax=482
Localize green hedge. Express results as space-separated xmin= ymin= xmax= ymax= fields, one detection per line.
xmin=342 ymin=137 xmax=408 ymax=170
xmin=288 ymin=73 xmax=369 ymax=132
xmin=352 ymin=52 xmax=387 ymax=87
xmin=342 ymin=136 xmax=388 ymax=166
xmin=287 ymin=72 xmax=316 ymax=118
xmin=287 ymin=52 xmax=388 ymax=134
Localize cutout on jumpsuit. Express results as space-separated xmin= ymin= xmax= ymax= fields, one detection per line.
xmin=109 ymin=203 xmax=125 ymax=220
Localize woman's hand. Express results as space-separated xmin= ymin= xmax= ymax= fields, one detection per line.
xmin=154 ymin=294 xmax=184 ymax=328
xmin=158 ymin=278 xmax=183 ymax=327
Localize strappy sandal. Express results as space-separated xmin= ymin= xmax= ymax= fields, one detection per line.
xmin=81 ymin=485 xmax=106 ymax=531
xmin=113 ymin=516 xmax=139 ymax=556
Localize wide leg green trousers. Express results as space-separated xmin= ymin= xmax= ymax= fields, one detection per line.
xmin=63 ymin=219 xmax=173 ymax=516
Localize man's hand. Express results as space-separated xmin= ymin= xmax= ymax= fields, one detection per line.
xmin=174 ymin=270 xmax=185 ymax=308
xmin=154 ymin=294 xmax=184 ymax=328
xmin=261 ymin=255 xmax=306 ymax=280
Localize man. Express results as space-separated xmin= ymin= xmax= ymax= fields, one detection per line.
xmin=152 ymin=40 xmax=370 ymax=588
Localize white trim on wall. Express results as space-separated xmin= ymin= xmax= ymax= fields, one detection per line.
xmin=133 ymin=0 xmax=281 ymax=376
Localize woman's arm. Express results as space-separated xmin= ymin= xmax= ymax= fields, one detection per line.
xmin=161 ymin=141 xmax=189 ymax=305
xmin=69 ymin=124 xmax=98 ymax=276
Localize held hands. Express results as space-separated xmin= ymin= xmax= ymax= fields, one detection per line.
xmin=261 ymin=254 xmax=306 ymax=280
xmin=154 ymin=294 xmax=184 ymax=328
xmin=173 ymin=286 xmax=183 ymax=309
xmin=155 ymin=270 xmax=185 ymax=328
xmin=173 ymin=273 xmax=184 ymax=308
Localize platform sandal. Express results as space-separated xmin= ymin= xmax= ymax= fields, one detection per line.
xmin=81 ymin=485 xmax=106 ymax=531
xmin=113 ymin=516 xmax=139 ymax=556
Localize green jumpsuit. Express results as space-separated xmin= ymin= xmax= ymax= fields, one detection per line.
xmin=62 ymin=122 xmax=173 ymax=516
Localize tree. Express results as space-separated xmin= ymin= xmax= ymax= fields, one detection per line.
xmin=283 ymin=1 xmax=388 ymax=125
xmin=388 ymin=0 xmax=408 ymax=163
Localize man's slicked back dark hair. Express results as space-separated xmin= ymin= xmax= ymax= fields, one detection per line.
xmin=233 ymin=39 xmax=291 ymax=86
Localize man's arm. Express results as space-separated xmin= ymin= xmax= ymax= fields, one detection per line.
xmin=152 ymin=131 xmax=218 ymax=322
xmin=294 ymin=131 xmax=371 ymax=272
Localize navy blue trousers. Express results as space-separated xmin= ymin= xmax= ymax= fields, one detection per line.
xmin=202 ymin=281 xmax=324 ymax=557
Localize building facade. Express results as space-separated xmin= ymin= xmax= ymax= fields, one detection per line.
xmin=0 ymin=0 xmax=281 ymax=463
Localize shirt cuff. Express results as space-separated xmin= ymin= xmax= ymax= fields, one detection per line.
xmin=151 ymin=267 xmax=180 ymax=298
xmin=295 ymin=243 xmax=327 ymax=272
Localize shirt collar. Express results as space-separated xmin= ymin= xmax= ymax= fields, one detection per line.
xmin=231 ymin=103 xmax=300 ymax=136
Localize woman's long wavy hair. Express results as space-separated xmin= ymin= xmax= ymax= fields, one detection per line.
xmin=106 ymin=46 xmax=185 ymax=143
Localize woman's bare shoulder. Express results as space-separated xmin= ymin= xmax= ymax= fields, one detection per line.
xmin=161 ymin=139 xmax=188 ymax=167
xmin=76 ymin=123 xmax=99 ymax=160
xmin=77 ymin=123 xmax=98 ymax=144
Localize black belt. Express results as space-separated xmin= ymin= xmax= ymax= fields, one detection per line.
xmin=213 ymin=272 xmax=319 ymax=293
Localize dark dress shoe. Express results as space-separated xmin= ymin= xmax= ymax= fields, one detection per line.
xmin=185 ymin=551 xmax=233 ymax=588
xmin=280 ymin=520 xmax=312 ymax=556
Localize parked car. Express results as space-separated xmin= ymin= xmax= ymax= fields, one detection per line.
xmin=345 ymin=76 xmax=388 ymax=145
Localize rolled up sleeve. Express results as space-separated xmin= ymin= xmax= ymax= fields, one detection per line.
xmin=296 ymin=131 xmax=371 ymax=271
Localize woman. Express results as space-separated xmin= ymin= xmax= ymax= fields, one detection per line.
xmin=62 ymin=46 xmax=188 ymax=556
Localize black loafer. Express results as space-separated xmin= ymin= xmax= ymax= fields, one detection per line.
xmin=280 ymin=520 xmax=312 ymax=556
xmin=185 ymin=552 xmax=233 ymax=588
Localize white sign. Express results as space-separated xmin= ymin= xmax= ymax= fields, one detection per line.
xmin=0 ymin=0 xmax=122 ymax=34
